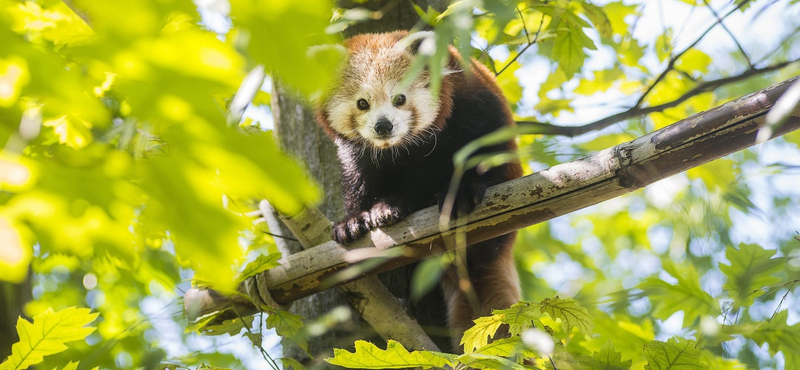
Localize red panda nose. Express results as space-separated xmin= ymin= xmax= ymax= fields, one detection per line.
xmin=374 ymin=117 xmax=393 ymax=136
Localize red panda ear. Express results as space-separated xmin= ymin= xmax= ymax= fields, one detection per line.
xmin=314 ymin=107 xmax=338 ymax=139
xmin=401 ymin=31 xmax=435 ymax=55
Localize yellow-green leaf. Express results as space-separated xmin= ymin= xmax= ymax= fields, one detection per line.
xmin=644 ymin=338 xmax=708 ymax=370
xmin=719 ymin=243 xmax=785 ymax=306
xmin=326 ymin=340 xmax=454 ymax=369
xmin=579 ymin=341 xmax=632 ymax=370
xmin=236 ymin=253 xmax=282 ymax=283
xmin=461 ymin=314 xmax=504 ymax=354
xmin=493 ymin=302 xmax=540 ymax=336
xmin=539 ymin=296 xmax=593 ymax=336
xmin=0 ymin=307 xmax=97 ymax=370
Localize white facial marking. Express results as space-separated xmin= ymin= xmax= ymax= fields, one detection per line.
xmin=325 ymin=33 xmax=444 ymax=149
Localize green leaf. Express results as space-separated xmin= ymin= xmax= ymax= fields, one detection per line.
xmin=461 ymin=314 xmax=504 ymax=354
xmin=580 ymin=341 xmax=631 ymax=370
xmin=236 ymin=253 xmax=282 ymax=283
xmin=582 ymin=3 xmax=612 ymax=38
xmin=493 ymin=302 xmax=540 ymax=336
xmin=495 ymin=52 xmax=523 ymax=108
xmin=230 ymin=0 xmax=342 ymax=95
xmin=194 ymin=314 xmax=254 ymax=336
xmin=471 ymin=337 xmax=535 ymax=358
xmin=644 ymin=338 xmax=708 ymax=370
xmin=551 ymin=26 xmax=594 ymax=78
xmin=539 ymin=296 xmax=593 ymax=335
xmin=326 ymin=340 xmax=454 ymax=369
xmin=0 ymin=307 xmax=97 ymax=370
xmin=638 ymin=263 xmax=717 ymax=327
xmin=655 ymin=31 xmax=673 ymax=62
xmin=411 ymin=255 xmax=446 ymax=299
xmin=602 ymin=2 xmax=637 ymax=35
xmin=676 ymin=49 xmax=712 ymax=75
xmin=719 ymin=243 xmax=784 ymax=306
xmin=266 ymin=309 xmax=309 ymax=353
xmin=457 ymin=352 xmax=528 ymax=370
xmin=735 ymin=310 xmax=800 ymax=369
xmin=280 ymin=357 xmax=306 ymax=370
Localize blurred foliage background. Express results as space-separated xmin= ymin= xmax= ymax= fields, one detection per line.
xmin=0 ymin=0 xmax=799 ymax=369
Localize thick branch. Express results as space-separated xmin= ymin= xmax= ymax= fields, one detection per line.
xmin=516 ymin=59 xmax=799 ymax=137
xmin=185 ymin=77 xmax=800 ymax=318
xmin=186 ymin=205 xmax=440 ymax=351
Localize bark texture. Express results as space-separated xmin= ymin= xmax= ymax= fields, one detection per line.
xmin=268 ymin=0 xmax=453 ymax=365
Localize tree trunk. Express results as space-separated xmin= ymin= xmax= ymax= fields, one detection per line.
xmin=0 ymin=271 xmax=32 ymax=359
xmin=269 ymin=0 xmax=452 ymax=366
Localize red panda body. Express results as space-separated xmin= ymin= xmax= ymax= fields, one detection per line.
xmin=316 ymin=31 xmax=522 ymax=350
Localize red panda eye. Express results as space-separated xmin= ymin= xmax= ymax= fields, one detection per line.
xmin=357 ymin=99 xmax=370 ymax=111
xmin=393 ymin=94 xmax=406 ymax=107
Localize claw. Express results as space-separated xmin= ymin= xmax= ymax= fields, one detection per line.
xmin=332 ymin=200 xmax=408 ymax=244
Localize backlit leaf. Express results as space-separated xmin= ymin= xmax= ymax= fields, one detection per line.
xmin=644 ymin=338 xmax=708 ymax=370
xmin=719 ymin=243 xmax=784 ymax=306
xmin=639 ymin=263 xmax=717 ymax=327
xmin=579 ymin=341 xmax=632 ymax=370
xmin=735 ymin=310 xmax=800 ymax=369
xmin=461 ymin=314 xmax=504 ymax=354
xmin=0 ymin=307 xmax=97 ymax=370
xmin=539 ymin=296 xmax=593 ymax=335
xmin=326 ymin=340 xmax=454 ymax=369
xmin=493 ymin=302 xmax=540 ymax=336
xmin=237 ymin=253 xmax=282 ymax=283
xmin=457 ymin=353 xmax=527 ymax=370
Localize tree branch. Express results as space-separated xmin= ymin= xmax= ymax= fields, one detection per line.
xmin=516 ymin=59 xmax=800 ymax=137
xmin=634 ymin=2 xmax=745 ymax=108
xmin=186 ymin=204 xmax=441 ymax=351
xmin=184 ymin=76 xmax=800 ymax=321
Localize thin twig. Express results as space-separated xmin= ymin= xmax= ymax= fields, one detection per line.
xmin=496 ymin=8 xmax=545 ymax=76
xmin=756 ymin=26 xmax=800 ymax=65
xmin=634 ymin=2 xmax=746 ymax=108
xmin=515 ymin=58 xmax=800 ymax=136
xmin=703 ymin=0 xmax=753 ymax=67
xmin=769 ymin=280 xmax=797 ymax=322
xmin=229 ymin=299 xmax=281 ymax=370
xmin=517 ymin=6 xmax=531 ymax=44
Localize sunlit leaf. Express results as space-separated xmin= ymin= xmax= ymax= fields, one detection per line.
xmin=0 ymin=216 xmax=31 ymax=283
xmin=581 ymin=3 xmax=612 ymax=38
xmin=719 ymin=243 xmax=785 ymax=306
xmin=686 ymin=158 xmax=736 ymax=192
xmin=461 ymin=314 xmax=504 ymax=354
xmin=539 ymin=296 xmax=593 ymax=336
xmin=230 ymin=0 xmax=342 ymax=95
xmin=457 ymin=352 xmax=527 ymax=370
xmin=493 ymin=302 xmax=540 ymax=336
xmin=551 ymin=26 xmax=595 ymax=78
xmin=0 ymin=307 xmax=97 ymax=370
xmin=639 ymin=263 xmax=717 ymax=327
xmin=734 ymin=310 xmax=800 ymax=369
xmin=644 ymin=338 xmax=708 ymax=370
xmin=236 ymin=253 xmax=282 ymax=283
xmin=579 ymin=341 xmax=632 ymax=370
xmin=326 ymin=340 xmax=454 ymax=369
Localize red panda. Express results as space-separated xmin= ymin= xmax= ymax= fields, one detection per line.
xmin=315 ymin=30 xmax=522 ymax=350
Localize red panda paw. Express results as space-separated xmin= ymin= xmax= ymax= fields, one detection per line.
xmin=332 ymin=216 xmax=368 ymax=245
xmin=363 ymin=200 xmax=408 ymax=229
xmin=332 ymin=201 xmax=408 ymax=245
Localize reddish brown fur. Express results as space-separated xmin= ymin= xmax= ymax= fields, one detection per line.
xmin=316 ymin=31 xmax=522 ymax=352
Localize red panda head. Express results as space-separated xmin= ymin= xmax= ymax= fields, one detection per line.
xmin=316 ymin=31 xmax=456 ymax=149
